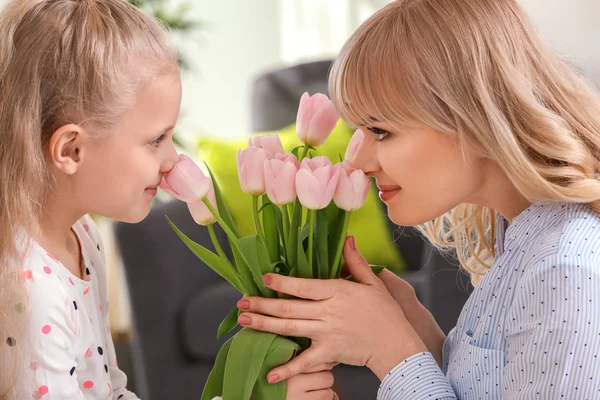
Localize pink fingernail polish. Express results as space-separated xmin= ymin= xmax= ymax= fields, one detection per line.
xmin=263 ymin=274 xmax=272 ymax=286
xmin=238 ymin=315 xmax=252 ymax=325
xmin=348 ymin=236 xmax=356 ymax=250
xmin=237 ymin=299 xmax=250 ymax=310
xmin=267 ymin=374 xmax=279 ymax=384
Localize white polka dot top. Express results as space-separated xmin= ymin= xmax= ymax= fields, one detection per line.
xmin=20 ymin=215 xmax=139 ymax=399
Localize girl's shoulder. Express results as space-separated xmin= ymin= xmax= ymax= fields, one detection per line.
xmin=72 ymin=214 xmax=107 ymax=265
xmin=73 ymin=214 xmax=102 ymax=247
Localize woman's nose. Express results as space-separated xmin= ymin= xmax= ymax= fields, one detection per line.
xmin=350 ymin=130 xmax=380 ymax=176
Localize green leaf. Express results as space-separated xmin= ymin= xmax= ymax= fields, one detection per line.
xmin=201 ymin=336 xmax=234 ymax=400
xmin=261 ymin=195 xmax=280 ymax=263
xmin=345 ymin=265 xmax=386 ymax=282
xmin=286 ymin=199 xmax=303 ymax=273
xmin=231 ymin=243 xmax=261 ymax=297
xmin=252 ymin=336 xmax=302 ymax=400
xmin=206 ymin=164 xmax=240 ymax=238
xmin=290 ymin=146 xmax=303 ymax=159
xmin=328 ymin=210 xmax=349 ymax=267
xmin=166 ymin=217 xmax=245 ymax=293
xmin=315 ymin=209 xmax=329 ymax=279
xmin=324 ymin=202 xmax=342 ymax=234
xmin=296 ymin=235 xmax=311 ymax=279
xmin=291 ymin=336 xmax=311 ymax=351
xmin=260 ymin=201 xmax=285 ymax=260
xmin=223 ymin=329 xmax=278 ymax=400
xmin=217 ymin=306 xmax=241 ymax=339
xmin=297 ymin=221 xmax=314 ymax=278
xmin=271 ymin=261 xmax=290 ymax=275
xmin=237 ymin=235 xmax=277 ymax=298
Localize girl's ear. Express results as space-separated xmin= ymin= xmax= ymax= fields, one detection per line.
xmin=48 ymin=124 xmax=87 ymax=175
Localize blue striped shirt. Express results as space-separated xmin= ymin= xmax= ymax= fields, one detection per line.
xmin=378 ymin=201 xmax=600 ymax=399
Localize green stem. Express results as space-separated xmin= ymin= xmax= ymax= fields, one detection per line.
xmin=208 ymin=224 xmax=231 ymax=268
xmin=282 ymin=203 xmax=290 ymax=245
xmin=203 ymin=198 xmax=239 ymax=241
xmin=252 ymin=195 xmax=265 ymax=243
xmin=208 ymin=224 xmax=244 ymax=290
xmin=287 ymin=199 xmax=302 ymax=272
xmin=307 ymin=209 xmax=315 ymax=274
xmin=330 ymin=211 xmax=352 ymax=279
xmin=300 ymin=144 xmax=310 ymax=161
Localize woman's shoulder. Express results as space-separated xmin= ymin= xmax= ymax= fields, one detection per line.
xmin=558 ymin=203 xmax=600 ymax=254
xmin=523 ymin=202 xmax=600 ymax=272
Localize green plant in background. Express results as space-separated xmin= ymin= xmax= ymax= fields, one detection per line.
xmin=130 ymin=0 xmax=205 ymax=149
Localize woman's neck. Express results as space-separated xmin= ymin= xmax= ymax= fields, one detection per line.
xmin=470 ymin=160 xmax=531 ymax=222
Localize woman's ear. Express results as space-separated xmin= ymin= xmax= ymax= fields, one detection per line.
xmin=48 ymin=124 xmax=87 ymax=175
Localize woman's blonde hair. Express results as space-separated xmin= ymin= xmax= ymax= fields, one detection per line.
xmin=0 ymin=0 xmax=176 ymax=396
xmin=330 ymin=0 xmax=600 ymax=285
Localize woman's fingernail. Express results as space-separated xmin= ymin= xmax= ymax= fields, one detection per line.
xmin=349 ymin=235 xmax=356 ymax=250
xmin=238 ymin=315 xmax=252 ymax=325
xmin=263 ymin=274 xmax=272 ymax=286
xmin=237 ymin=299 xmax=250 ymax=310
xmin=267 ymin=374 xmax=279 ymax=384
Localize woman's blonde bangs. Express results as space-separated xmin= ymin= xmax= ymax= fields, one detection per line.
xmin=329 ymin=2 xmax=442 ymax=131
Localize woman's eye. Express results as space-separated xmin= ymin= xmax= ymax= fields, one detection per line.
xmin=368 ymin=127 xmax=390 ymax=142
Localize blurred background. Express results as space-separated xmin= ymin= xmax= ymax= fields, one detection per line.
xmin=101 ymin=0 xmax=600 ymax=399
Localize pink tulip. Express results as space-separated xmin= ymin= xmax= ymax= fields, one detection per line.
xmin=159 ymin=154 xmax=211 ymax=202
xmin=345 ymin=129 xmax=365 ymax=165
xmin=264 ymin=154 xmax=300 ymax=205
xmin=295 ymin=156 xmax=340 ymax=210
xmin=248 ymin=134 xmax=285 ymax=156
xmin=296 ymin=92 xmax=339 ymax=147
xmin=237 ymin=146 xmax=272 ymax=195
xmin=333 ymin=161 xmax=371 ymax=211
xmin=187 ymin=180 xmax=217 ymax=225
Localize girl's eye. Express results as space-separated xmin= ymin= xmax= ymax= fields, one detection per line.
xmin=367 ymin=127 xmax=390 ymax=142
xmin=149 ymin=134 xmax=167 ymax=148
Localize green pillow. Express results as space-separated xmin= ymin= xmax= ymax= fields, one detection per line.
xmin=196 ymin=121 xmax=406 ymax=272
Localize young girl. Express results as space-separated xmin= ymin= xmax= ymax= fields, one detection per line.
xmin=0 ymin=1 xmax=336 ymax=399
xmin=235 ymin=0 xmax=600 ymax=398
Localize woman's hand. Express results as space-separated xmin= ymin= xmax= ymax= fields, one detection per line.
xmin=285 ymin=363 xmax=339 ymax=400
xmin=377 ymin=269 xmax=446 ymax=367
xmin=237 ymin=237 xmax=427 ymax=383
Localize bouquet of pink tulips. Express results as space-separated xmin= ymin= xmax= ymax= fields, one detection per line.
xmin=161 ymin=93 xmax=373 ymax=400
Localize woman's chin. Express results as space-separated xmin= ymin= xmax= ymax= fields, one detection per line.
xmin=388 ymin=211 xmax=430 ymax=227
xmin=387 ymin=202 xmax=449 ymax=227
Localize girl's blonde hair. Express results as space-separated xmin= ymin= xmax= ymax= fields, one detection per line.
xmin=330 ymin=0 xmax=600 ymax=285
xmin=0 ymin=0 xmax=176 ymax=396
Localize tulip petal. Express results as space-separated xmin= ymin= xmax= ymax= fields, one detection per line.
xmin=159 ymin=177 xmax=182 ymax=199
xmin=333 ymin=164 xmax=371 ymax=211
xmin=345 ymin=129 xmax=365 ymax=164
xmin=322 ymin=166 xmax=340 ymax=208
xmin=296 ymin=92 xmax=313 ymax=142
xmin=237 ymin=147 xmax=268 ymax=195
xmin=249 ymin=134 xmax=285 ymax=155
xmin=161 ymin=154 xmax=211 ymax=202
xmin=296 ymin=169 xmax=322 ymax=210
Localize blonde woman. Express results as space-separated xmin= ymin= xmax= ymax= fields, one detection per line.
xmin=0 ymin=1 xmax=336 ymax=399
xmin=237 ymin=0 xmax=600 ymax=398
